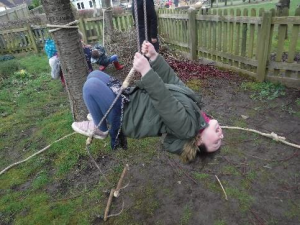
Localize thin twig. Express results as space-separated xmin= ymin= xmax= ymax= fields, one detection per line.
xmin=104 ymin=188 xmax=115 ymax=222
xmin=215 ymin=175 xmax=228 ymax=200
xmin=114 ymin=164 xmax=129 ymax=197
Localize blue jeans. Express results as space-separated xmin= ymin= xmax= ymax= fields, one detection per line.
xmin=83 ymin=71 xmax=122 ymax=148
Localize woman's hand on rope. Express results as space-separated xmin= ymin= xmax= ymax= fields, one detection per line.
xmin=151 ymin=38 xmax=158 ymax=43
xmin=133 ymin=52 xmax=151 ymax=77
xmin=142 ymin=41 xmax=158 ymax=62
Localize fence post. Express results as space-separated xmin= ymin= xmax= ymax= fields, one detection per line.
xmin=79 ymin=18 xmax=88 ymax=44
xmin=256 ymin=11 xmax=272 ymax=82
xmin=188 ymin=8 xmax=197 ymax=60
xmin=27 ymin=24 xmax=38 ymax=53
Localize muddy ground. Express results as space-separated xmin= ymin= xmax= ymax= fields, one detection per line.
xmin=85 ymin=62 xmax=300 ymax=225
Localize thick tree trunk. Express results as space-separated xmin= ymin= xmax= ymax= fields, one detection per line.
xmin=42 ymin=0 xmax=89 ymax=121
xmin=102 ymin=0 xmax=114 ymax=44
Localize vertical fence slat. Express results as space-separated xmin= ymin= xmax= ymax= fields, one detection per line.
xmin=256 ymin=11 xmax=272 ymax=82
xmin=188 ymin=8 xmax=196 ymax=60
xmin=247 ymin=9 xmax=256 ymax=60
xmin=241 ymin=9 xmax=248 ymax=58
xmin=207 ymin=13 xmax=211 ymax=58
xmin=222 ymin=9 xmax=228 ymax=63
xmin=212 ymin=9 xmax=217 ymax=61
xmin=287 ymin=7 xmax=300 ymax=63
xmin=217 ymin=9 xmax=223 ymax=62
xmin=79 ymin=18 xmax=88 ymax=44
xmin=27 ymin=25 xmax=38 ymax=53
xmin=256 ymin=8 xmax=264 ymax=60
xmin=275 ymin=8 xmax=288 ymax=62
xmin=228 ymin=9 xmax=234 ymax=65
xmin=234 ymin=9 xmax=241 ymax=67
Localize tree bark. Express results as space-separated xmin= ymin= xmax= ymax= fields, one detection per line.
xmin=42 ymin=0 xmax=89 ymax=121
xmin=102 ymin=0 xmax=114 ymax=44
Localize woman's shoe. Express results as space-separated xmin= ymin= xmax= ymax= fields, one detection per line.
xmin=72 ymin=121 xmax=108 ymax=139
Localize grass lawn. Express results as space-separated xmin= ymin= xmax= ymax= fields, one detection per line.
xmin=218 ymin=0 xmax=299 ymax=15
xmin=0 ymin=54 xmax=158 ymax=224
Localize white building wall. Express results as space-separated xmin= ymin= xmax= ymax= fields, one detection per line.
xmin=71 ymin=0 xmax=115 ymax=10
xmin=71 ymin=0 xmax=102 ymax=10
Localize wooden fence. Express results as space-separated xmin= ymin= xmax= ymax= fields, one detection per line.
xmin=0 ymin=13 xmax=134 ymax=55
xmin=158 ymin=7 xmax=300 ymax=88
xmin=0 ymin=4 xmax=30 ymax=22
xmin=0 ymin=25 xmax=49 ymax=54
xmin=1 ymin=9 xmax=300 ymax=88
xmin=78 ymin=14 xmax=134 ymax=44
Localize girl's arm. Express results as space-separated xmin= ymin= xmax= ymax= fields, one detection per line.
xmin=142 ymin=42 xmax=185 ymax=85
xmin=133 ymin=53 xmax=198 ymax=139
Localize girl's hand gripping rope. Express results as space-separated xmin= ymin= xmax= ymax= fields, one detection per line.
xmin=142 ymin=41 xmax=158 ymax=62
xmin=133 ymin=52 xmax=151 ymax=77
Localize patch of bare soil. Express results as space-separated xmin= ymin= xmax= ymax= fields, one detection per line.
xmin=100 ymin=60 xmax=300 ymax=224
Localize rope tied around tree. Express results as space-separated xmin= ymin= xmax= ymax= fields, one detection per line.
xmin=47 ymin=20 xmax=79 ymax=33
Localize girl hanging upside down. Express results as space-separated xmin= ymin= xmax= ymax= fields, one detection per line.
xmin=72 ymin=42 xmax=224 ymax=162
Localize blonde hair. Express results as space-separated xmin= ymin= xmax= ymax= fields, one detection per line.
xmin=180 ymin=135 xmax=200 ymax=163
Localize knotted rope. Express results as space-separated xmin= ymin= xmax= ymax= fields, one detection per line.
xmin=47 ymin=20 xmax=79 ymax=33
xmin=221 ymin=126 xmax=300 ymax=149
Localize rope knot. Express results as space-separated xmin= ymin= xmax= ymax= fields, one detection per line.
xmin=270 ymin=132 xmax=286 ymax=141
xmin=47 ymin=20 xmax=79 ymax=33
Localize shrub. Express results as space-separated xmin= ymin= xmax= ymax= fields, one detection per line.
xmin=0 ymin=60 xmax=19 ymax=79
xmin=77 ymin=9 xmax=96 ymax=18
xmin=112 ymin=6 xmax=125 ymax=15
xmin=241 ymin=81 xmax=285 ymax=101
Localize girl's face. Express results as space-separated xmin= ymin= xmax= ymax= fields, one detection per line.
xmin=198 ymin=119 xmax=224 ymax=152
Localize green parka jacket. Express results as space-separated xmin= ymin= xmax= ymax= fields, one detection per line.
xmin=122 ymin=55 xmax=208 ymax=155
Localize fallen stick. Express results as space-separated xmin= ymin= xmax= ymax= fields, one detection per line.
xmin=104 ymin=188 xmax=115 ymax=222
xmin=114 ymin=164 xmax=129 ymax=197
xmin=215 ymin=175 xmax=228 ymax=201
xmin=104 ymin=164 xmax=129 ymax=221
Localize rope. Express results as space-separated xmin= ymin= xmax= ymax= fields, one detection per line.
xmin=143 ymin=0 xmax=148 ymax=42
xmin=133 ymin=0 xmax=141 ymax=52
xmin=0 ymin=132 xmax=76 ymax=176
xmin=1 ymin=124 xmax=300 ymax=177
xmin=47 ymin=20 xmax=79 ymax=33
xmin=221 ymin=126 xmax=300 ymax=149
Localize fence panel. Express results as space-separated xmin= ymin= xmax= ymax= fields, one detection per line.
xmin=0 ymin=26 xmax=42 ymax=54
xmin=0 ymin=4 xmax=29 ymax=22
xmin=266 ymin=7 xmax=300 ymax=87
xmin=158 ymin=7 xmax=300 ymax=88
xmin=158 ymin=9 xmax=189 ymax=52
xmin=195 ymin=8 xmax=260 ymax=78
xmin=82 ymin=13 xmax=133 ymax=44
